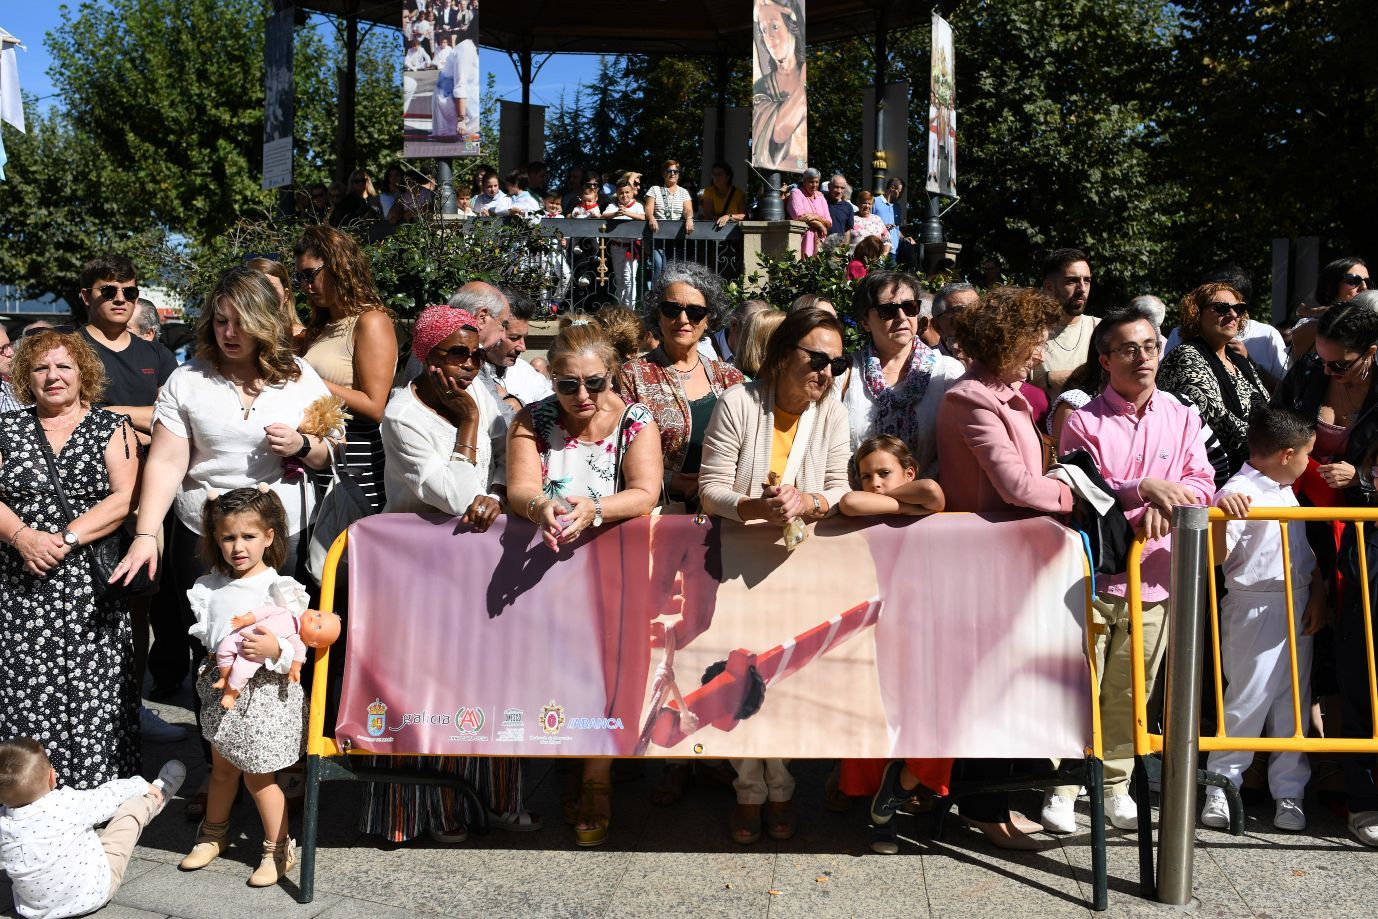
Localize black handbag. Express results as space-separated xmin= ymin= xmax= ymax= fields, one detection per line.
xmin=31 ymin=413 xmax=152 ymax=600
xmin=1057 ymin=448 xmax=1137 ymax=576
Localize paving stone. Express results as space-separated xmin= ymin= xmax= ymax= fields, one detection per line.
xmin=766 ymin=851 xmax=928 ymax=919
xmin=113 ymin=864 xmax=337 ymax=919
xmin=603 ymin=851 xmax=774 ymax=919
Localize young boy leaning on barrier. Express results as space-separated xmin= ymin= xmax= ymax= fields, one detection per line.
xmin=1203 ymin=405 xmax=1324 ymax=833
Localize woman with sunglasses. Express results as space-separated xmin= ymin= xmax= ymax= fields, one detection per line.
xmin=833 ymin=272 xmax=964 ymax=478
xmin=698 ymin=307 xmax=852 ymax=844
xmin=645 ymin=161 xmax=694 ymax=277
xmin=1158 ymin=283 xmax=1267 ymax=485
xmin=1292 ymin=257 xmax=1370 ymax=359
xmin=505 ymin=321 xmax=662 ymax=847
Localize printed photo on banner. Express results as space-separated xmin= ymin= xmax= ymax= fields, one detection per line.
xmin=261 ymin=5 xmax=294 ymax=190
xmin=926 ymin=12 xmax=956 ymax=197
xmin=750 ymin=0 xmax=807 ymax=174
xmin=402 ymin=0 xmax=481 ymax=158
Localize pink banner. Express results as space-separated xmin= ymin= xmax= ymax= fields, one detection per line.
xmin=335 ymin=513 xmax=1091 ymax=759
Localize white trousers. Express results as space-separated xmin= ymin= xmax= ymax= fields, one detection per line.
xmin=730 ymin=758 xmax=794 ymax=805
xmin=609 ymin=245 xmax=639 ymax=306
xmin=1205 ymin=586 xmax=1312 ymax=800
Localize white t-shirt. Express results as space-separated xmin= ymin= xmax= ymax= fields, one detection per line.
xmin=601 ymin=200 xmax=646 ymax=220
xmin=479 ymin=358 xmax=554 ymax=409
xmin=153 ymin=357 xmax=332 ymax=535
xmin=381 ymin=382 xmax=507 ymax=516
xmin=1163 ymin=319 xmax=1289 ymax=383
xmin=1219 ymin=463 xmax=1316 ymax=593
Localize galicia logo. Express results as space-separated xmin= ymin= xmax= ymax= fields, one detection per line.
xmin=366 ymin=699 xmax=387 ymax=737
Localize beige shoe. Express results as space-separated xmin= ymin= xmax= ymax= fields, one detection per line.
xmin=247 ymin=836 xmax=296 ymax=887
xmin=178 ymin=819 xmax=229 ymax=871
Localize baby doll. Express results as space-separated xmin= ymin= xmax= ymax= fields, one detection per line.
xmin=213 ymin=606 xmax=342 ymax=709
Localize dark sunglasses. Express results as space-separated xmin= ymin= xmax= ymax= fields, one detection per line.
xmin=1325 ymin=357 xmax=1360 ymax=376
xmin=664 ymin=168 xmax=680 ymax=175
xmin=22 ymin=324 xmax=75 ymax=338
xmin=796 ymin=346 xmax=849 ymax=376
xmin=293 ymin=265 xmax=326 ymax=288
xmin=1206 ymin=300 xmax=1245 ymax=316
xmin=90 ymin=284 xmax=139 ymax=302
xmin=1342 ymin=274 xmax=1371 ymax=289
xmin=659 ymin=301 xmax=709 ymax=324
xmin=433 ymin=344 xmax=485 ymax=365
xmin=873 ymin=299 xmax=921 ymax=321
xmin=554 ymin=375 xmax=610 ymax=396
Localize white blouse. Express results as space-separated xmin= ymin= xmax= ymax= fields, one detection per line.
xmin=187 ymin=568 xmax=310 ymax=667
xmin=381 ymin=381 xmax=507 ymax=515
xmin=833 ymin=350 xmax=965 ymax=479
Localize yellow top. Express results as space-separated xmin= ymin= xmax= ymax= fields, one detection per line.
xmin=769 ymin=407 xmax=801 ymax=482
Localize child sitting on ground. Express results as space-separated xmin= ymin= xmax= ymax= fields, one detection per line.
xmin=839 ymin=435 xmax=945 ymax=517
xmin=0 ymin=738 xmax=184 ymax=919
xmin=1202 ymin=405 xmax=1324 ymax=833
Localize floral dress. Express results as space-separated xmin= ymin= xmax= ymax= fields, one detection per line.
xmin=0 ymin=408 xmax=139 ymax=788
xmin=530 ymin=396 xmax=653 ymax=500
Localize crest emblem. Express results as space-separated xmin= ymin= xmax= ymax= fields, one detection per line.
xmin=540 ymin=700 xmax=566 ymax=735
xmin=366 ymin=699 xmax=387 ymax=737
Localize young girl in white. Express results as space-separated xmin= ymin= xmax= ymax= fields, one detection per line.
xmin=179 ymin=486 xmax=313 ymax=887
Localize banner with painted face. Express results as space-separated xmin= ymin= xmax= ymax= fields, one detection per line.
xmin=926 ymin=12 xmax=957 ymax=196
xmin=332 ymin=513 xmax=1093 ymax=761
xmin=750 ymin=0 xmax=807 ymax=174
xmin=403 ymin=0 xmax=481 ymax=158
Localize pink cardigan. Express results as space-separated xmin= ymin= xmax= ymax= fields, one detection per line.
xmin=785 ymin=188 xmax=831 ymax=256
xmin=936 ymin=368 xmax=1073 ymax=515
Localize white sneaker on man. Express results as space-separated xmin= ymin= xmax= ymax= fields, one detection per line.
xmin=1348 ymin=811 xmax=1378 ymax=846
xmin=1200 ymin=794 xmax=1229 ymax=829
xmin=1040 ymin=791 xmax=1077 ymax=834
xmin=1106 ymin=793 xmax=1138 ymax=830
xmin=151 ymin=759 xmax=186 ymax=816
xmin=140 ymin=706 xmax=189 ymax=742
xmin=1273 ymin=798 xmax=1305 ymax=832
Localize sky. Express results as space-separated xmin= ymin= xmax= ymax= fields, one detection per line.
xmin=0 ymin=4 xmax=600 ymax=115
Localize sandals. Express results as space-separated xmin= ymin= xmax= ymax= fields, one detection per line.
xmin=488 ymin=809 xmax=544 ymax=832
xmin=730 ymin=803 xmax=762 ymax=845
xmin=765 ymin=800 xmax=797 ymax=841
xmin=574 ymin=780 xmax=611 ymax=847
xmin=652 ymin=763 xmax=692 ymax=806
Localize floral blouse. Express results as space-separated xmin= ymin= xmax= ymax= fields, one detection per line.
xmin=530 ymin=396 xmax=653 ymax=500
xmin=852 ymin=213 xmax=888 ymax=243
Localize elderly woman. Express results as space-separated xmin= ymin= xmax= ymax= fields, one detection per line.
xmin=871 ymin=288 xmax=1072 ymax=852
xmin=1158 ymin=283 xmax=1266 ymax=485
xmin=785 ymin=169 xmax=831 ymax=257
xmin=619 ymin=262 xmax=745 ymax=513
xmin=699 ymin=308 xmax=851 ymax=844
xmin=0 ymin=331 xmax=140 ymax=788
xmin=506 ymin=322 xmax=662 ymax=847
xmin=848 ymin=191 xmax=891 ymax=255
xmin=834 ymin=271 xmax=965 ymax=478
xmin=295 ymin=226 xmax=399 ymax=514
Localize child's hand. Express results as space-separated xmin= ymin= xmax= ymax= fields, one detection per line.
xmin=149 ymin=785 xmax=164 ymax=806
xmin=1215 ymin=492 xmax=1252 ymax=518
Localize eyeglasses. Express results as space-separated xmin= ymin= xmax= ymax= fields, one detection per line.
xmin=90 ymin=284 xmax=139 ymax=302
xmin=1109 ymin=341 xmax=1160 ymax=360
xmin=659 ymin=301 xmax=709 ymax=324
xmin=1205 ymin=300 xmax=1245 ymax=316
xmin=1324 ymin=357 xmax=1360 ymax=376
xmin=796 ymin=346 xmax=849 ymax=376
xmin=554 ymin=375 xmax=610 ymax=396
xmin=293 ymin=265 xmax=326 ymax=288
xmin=1342 ymin=274 xmax=1371 ymax=289
xmin=873 ymin=299 xmax=921 ymax=321
xmin=664 ymin=168 xmax=679 ymax=175
xmin=432 ymin=344 xmax=485 ymax=365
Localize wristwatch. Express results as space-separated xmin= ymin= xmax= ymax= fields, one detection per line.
xmin=810 ymin=493 xmax=823 ymax=517
xmin=61 ymin=529 xmax=80 ymax=549
xmin=592 ymin=496 xmax=604 ymax=528
xmin=294 ymin=434 xmax=313 ymax=458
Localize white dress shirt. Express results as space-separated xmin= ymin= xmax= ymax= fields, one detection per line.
xmin=1219 ymin=463 xmax=1316 ymax=592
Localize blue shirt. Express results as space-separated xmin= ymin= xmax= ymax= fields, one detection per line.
xmin=872 ymin=197 xmax=899 ymax=251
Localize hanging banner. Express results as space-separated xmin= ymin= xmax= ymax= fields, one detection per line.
xmin=403 ymin=0 xmax=481 ymax=158
xmin=334 ymin=514 xmax=1092 ymax=759
xmin=750 ymin=0 xmax=807 ymax=174
xmin=261 ymin=5 xmax=294 ymax=190
xmin=926 ymin=12 xmax=956 ymax=197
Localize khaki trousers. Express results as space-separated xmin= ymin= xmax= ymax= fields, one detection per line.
xmin=99 ymin=791 xmax=160 ymax=900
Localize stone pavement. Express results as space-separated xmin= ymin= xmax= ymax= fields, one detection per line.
xmin=6 ymin=693 xmax=1378 ymax=919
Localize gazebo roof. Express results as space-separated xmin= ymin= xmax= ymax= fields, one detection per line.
xmin=299 ymin=0 xmax=929 ymax=55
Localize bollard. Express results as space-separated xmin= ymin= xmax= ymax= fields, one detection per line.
xmin=1157 ymin=504 xmax=1209 ymax=905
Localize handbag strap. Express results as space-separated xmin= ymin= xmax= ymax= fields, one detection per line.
xmin=30 ymin=413 xmax=78 ymax=527
xmin=611 ymin=403 xmax=634 ymax=492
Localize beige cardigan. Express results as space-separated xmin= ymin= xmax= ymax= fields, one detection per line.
xmin=698 ymin=380 xmax=852 ymax=521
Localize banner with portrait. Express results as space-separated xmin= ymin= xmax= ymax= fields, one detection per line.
xmin=926 ymin=12 xmax=956 ymax=197
xmin=261 ymin=5 xmax=294 ymax=190
xmin=750 ymin=0 xmax=807 ymax=174
xmin=333 ymin=513 xmax=1092 ymax=760
xmin=403 ymin=0 xmax=481 ymax=158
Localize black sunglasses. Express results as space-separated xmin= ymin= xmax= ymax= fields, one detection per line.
xmin=796 ymin=346 xmax=849 ymax=376
xmin=659 ymin=301 xmax=709 ymax=324
xmin=1342 ymin=274 xmax=1371 ymax=289
xmin=1325 ymin=357 xmax=1360 ymax=376
xmin=293 ymin=265 xmax=326 ymax=288
xmin=1206 ymin=300 xmax=1245 ymax=316
xmin=90 ymin=284 xmax=140 ymax=302
xmin=433 ymin=344 xmax=485 ymax=365
xmin=664 ymin=168 xmax=680 ymax=175
xmin=873 ymin=299 xmax=921 ymax=321
xmin=554 ymin=375 xmax=610 ymax=396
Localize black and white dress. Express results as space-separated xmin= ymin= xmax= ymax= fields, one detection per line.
xmin=0 ymin=408 xmax=139 ymax=788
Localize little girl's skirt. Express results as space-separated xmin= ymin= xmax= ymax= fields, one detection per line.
xmin=196 ymin=659 xmax=304 ymax=774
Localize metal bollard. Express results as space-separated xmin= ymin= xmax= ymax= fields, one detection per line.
xmin=1157 ymin=504 xmax=1209 ymax=905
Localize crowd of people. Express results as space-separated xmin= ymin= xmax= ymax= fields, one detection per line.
xmin=0 ymin=232 xmax=1374 ymax=916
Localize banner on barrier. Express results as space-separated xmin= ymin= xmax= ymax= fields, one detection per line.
xmin=336 ymin=514 xmax=1090 ymax=758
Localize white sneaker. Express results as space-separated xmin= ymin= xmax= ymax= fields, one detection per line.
xmin=1349 ymin=810 xmax=1378 ymax=846
xmin=1274 ymin=798 xmax=1305 ymax=832
xmin=1200 ymin=794 xmax=1229 ymax=829
xmin=151 ymin=759 xmax=186 ymax=816
xmin=1106 ymin=793 xmax=1138 ymax=830
xmin=1040 ymin=791 xmax=1077 ymax=834
xmin=140 ymin=706 xmax=189 ymax=743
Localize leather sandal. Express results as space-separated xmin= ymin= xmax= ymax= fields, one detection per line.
xmin=730 ymin=803 xmax=762 ymax=845
xmin=574 ymin=780 xmax=611 ymax=847
xmin=765 ymin=800 xmax=797 ymax=841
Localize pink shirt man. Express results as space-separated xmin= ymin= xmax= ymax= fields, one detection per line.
xmin=1060 ymin=386 xmax=1216 ymax=602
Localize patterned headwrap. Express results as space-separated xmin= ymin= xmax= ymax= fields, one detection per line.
xmin=412 ymin=303 xmax=480 ymax=361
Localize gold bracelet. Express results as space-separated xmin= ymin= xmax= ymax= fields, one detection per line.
xmin=526 ymin=496 xmax=542 ymax=523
